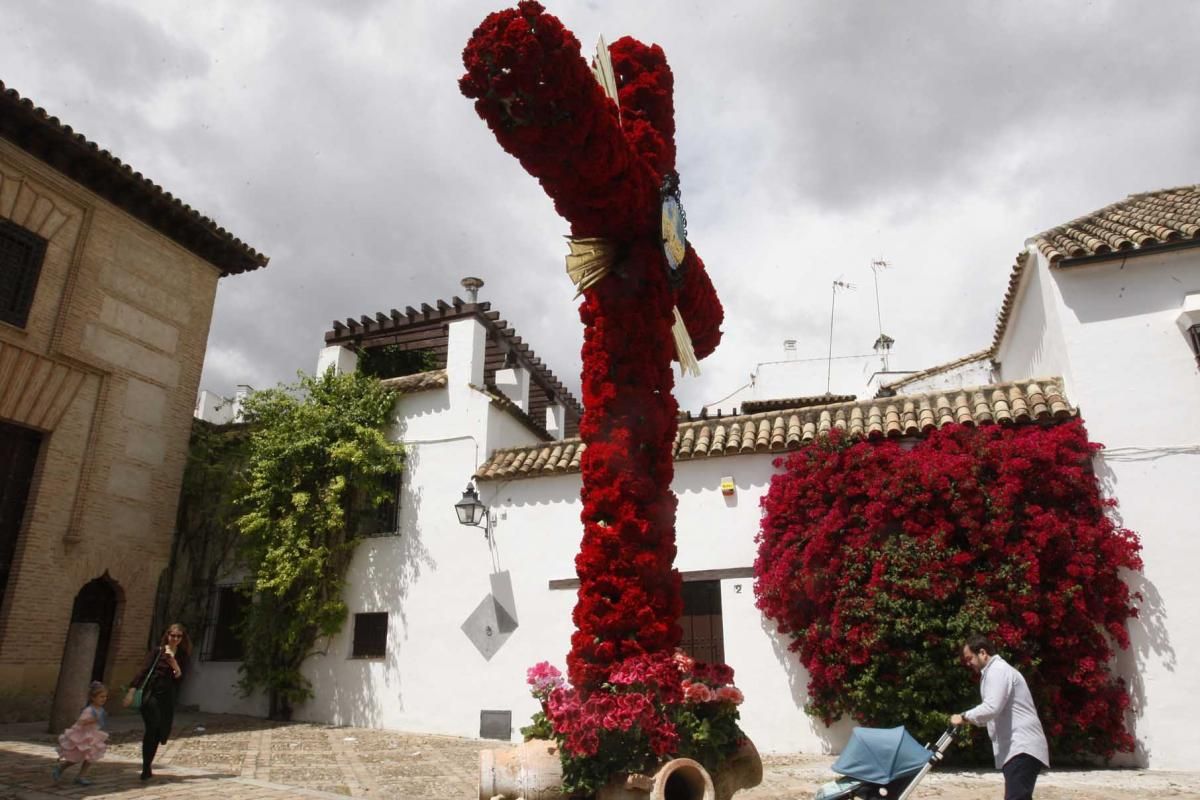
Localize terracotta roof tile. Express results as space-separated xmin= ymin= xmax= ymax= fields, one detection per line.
xmin=989 ymin=186 xmax=1200 ymax=354
xmin=1034 ymin=185 xmax=1200 ymax=265
xmin=475 ymin=378 xmax=1073 ymax=481
xmin=989 ymin=252 xmax=1032 ymax=355
xmin=0 ymin=80 xmax=267 ymax=276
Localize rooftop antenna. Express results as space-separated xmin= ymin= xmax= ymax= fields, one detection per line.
xmin=783 ymin=339 xmax=797 ymax=359
xmin=870 ymin=259 xmax=894 ymax=370
xmin=827 ymin=279 xmax=855 ymax=394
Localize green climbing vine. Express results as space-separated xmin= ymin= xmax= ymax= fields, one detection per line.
xmin=234 ymin=369 xmax=403 ymax=719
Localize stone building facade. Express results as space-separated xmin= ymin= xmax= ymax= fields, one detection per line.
xmin=0 ymin=81 xmax=266 ymax=717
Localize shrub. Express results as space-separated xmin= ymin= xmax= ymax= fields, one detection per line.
xmin=754 ymin=420 xmax=1141 ymax=760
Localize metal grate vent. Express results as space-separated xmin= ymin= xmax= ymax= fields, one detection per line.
xmin=479 ymin=709 xmax=511 ymax=740
xmin=351 ymin=612 xmax=388 ymax=658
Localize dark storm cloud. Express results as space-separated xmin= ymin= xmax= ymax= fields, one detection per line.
xmin=2 ymin=0 xmax=1198 ymax=411
xmin=687 ymin=1 xmax=1200 ymax=211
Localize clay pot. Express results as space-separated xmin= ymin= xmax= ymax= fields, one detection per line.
xmin=712 ymin=739 xmax=763 ymax=800
xmin=598 ymin=757 xmax=715 ymax=800
xmin=478 ymin=739 xmax=565 ymax=800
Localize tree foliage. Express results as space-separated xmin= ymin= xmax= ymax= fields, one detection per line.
xmin=234 ymin=370 xmax=403 ymax=719
xmin=357 ymin=345 xmax=439 ymax=379
xmin=754 ymin=420 xmax=1142 ymax=762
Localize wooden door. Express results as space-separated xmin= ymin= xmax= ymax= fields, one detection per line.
xmin=679 ymin=579 xmax=724 ymax=664
xmin=0 ymin=420 xmax=42 ymax=617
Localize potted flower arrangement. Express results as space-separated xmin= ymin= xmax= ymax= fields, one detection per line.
xmin=520 ymin=652 xmax=758 ymax=799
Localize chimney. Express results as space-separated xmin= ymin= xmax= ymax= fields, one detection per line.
xmin=461 ymin=276 xmax=484 ymax=304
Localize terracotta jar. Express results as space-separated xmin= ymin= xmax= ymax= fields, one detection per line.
xmin=713 ymin=739 xmax=764 ymax=800
xmin=478 ymin=739 xmax=565 ymax=800
xmin=598 ymin=757 xmax=715 ymax=800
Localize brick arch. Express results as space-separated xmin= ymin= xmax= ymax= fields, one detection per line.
xmin=0 ymin=341 xmax=90 ymax=431
xmin=0 ymin=169 xmax=73 ymax=243
xmin=0 ymin=167 xmax=89 ymax=433
xmin=69 ymin=571 xmax=124 ymax=684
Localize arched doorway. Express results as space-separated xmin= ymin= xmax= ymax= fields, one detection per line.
xmin=70 ymin=576 xmax=119 ymax=682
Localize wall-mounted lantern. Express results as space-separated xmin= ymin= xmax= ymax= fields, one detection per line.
xmin=455 ymin=483 xmax=490 ymax=539
xmin=1176 ymin=293 xmax=1200 ymax=368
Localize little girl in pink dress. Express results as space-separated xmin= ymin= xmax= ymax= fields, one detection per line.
xmin=52 ymin=681 xmax=109 ymax=786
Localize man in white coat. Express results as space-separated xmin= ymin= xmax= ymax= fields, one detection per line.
xmin=950 ymin=635 xmax=1050 ymax=800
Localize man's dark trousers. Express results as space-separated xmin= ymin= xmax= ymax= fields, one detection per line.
xmin=1002 ymin=753 xmax=1044 ymax=800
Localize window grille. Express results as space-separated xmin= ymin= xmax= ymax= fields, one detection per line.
xmin=205 ymin=585 xmax=249 ymax=661
xmin=0 ymin=218 xmax=47 ymax=329
xmin=352 ymin=612 xmax=388 ymax=658
xmin=352 ymin=471 xmax=402 ymax=538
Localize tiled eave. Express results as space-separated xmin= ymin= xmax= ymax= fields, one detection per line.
xmin=1034 ymin=184 xmax=1200 ymax=265
xmin=0 ymin=80 xmax=268 ymax=276
xmin=990 ymin=252 xmax=1031 ymax=355
xmin=739 ymin=394 xmax=856 ymax=414
xmin=995 ymin=185 xmax=1200 ymax=355
xmin=476 ymin=378 xmax=1072 ymax=482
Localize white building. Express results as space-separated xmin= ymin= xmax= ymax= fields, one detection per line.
xmin=194 ymin=384 xmax=254 ymax=425
xmin=187 ymin=186 xmax=1200 ymax=770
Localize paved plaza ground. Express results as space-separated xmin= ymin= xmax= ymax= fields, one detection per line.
xmin=1 ymin=711 xmax=1198 ymax=799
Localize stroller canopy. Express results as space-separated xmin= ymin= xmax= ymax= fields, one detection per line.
xmin=831 ymin=726 xmax=932 ymax=784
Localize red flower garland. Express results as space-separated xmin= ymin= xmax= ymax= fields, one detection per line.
xmin=753 ymin=420 xmax=1142 ymax=759
xmin=462 ymin=1 xmax=724 ymax=690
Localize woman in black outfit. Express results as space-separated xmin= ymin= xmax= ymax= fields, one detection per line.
xmin=122 ymin=623 xmax=190 ymax=780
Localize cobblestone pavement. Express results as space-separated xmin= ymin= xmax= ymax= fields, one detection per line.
xmin=3 ymin=712 xmax=1199 ymax=799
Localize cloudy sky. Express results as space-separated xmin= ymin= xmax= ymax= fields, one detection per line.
xmin=3 ymin=0 xmax=1198 ymax=411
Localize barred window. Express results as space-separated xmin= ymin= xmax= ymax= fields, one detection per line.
xmin=205 ymin=586 xmax=248 ymax=662
xmin=352 ymin=612 xmax=388 ymax=659
xmin=351 ymin=471 xmax=402 ymax=538
xmin=0 ymin=218 xmax=48 ymax=329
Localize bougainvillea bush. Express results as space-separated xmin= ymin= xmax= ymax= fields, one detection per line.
xmin=522 ymin=654 xmax=746 ymax=796
xmin=753 ymin=419 xmax=1141 ymax=761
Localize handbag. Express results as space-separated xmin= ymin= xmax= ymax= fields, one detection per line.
xmin=130 ymin=648 xmax=162 ymax=711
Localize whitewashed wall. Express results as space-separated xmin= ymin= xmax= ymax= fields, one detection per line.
xmin=187 ymin=265 xmax=1200 ymax=769
xmin=288 ymin=444 xmax=845 ymax=754
xmin=883 ymin=358 xmax=996 ymax=396
xmin=997 ymin=245 xmax=1200 ymax=770
xmin=994 ymin=251 xmax=1073 ymax=386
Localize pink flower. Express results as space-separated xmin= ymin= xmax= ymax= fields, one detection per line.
xmin=526 ymin=661 xmax=564 ymax=697
xmin=682 ymin=680 xmax=714 ymax=703
xmin=716 ymin=686 xmax=744 ymax=705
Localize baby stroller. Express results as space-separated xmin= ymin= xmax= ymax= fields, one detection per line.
xmin=814 ymin=725 xmax=958 ymax=800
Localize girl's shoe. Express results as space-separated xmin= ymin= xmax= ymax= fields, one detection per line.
xmin=51 ymin=764 xmax=63 ymax=782
xmin=140 ymin=770 xmax=152 ymax=781
xmin=75 ymin=776 xmax=92 ymax=786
